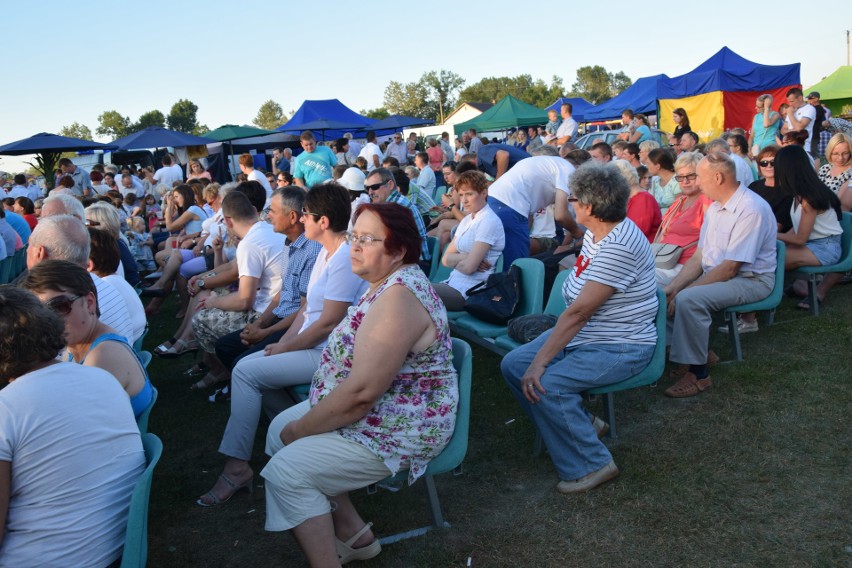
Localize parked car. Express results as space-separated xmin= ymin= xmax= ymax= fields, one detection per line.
xmin=573 ymin=128 xmax=668 ymax=150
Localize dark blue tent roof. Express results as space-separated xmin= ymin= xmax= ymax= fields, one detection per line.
xmin=584 ymin=75 xmax=666 ymax=121
xmin=545 ymin=97 xmax=596 ymax=122
xmin=110 ymin=127 xmax=216 ymax=151
xmin=0 ymin=132 xmax=116 ymax=156
xmin=657 ymin=47 xmax=800 ymax=99
xmin=366 ymin=115 xmax=434 ymax=131
xmin=277 ymin=99 xmax=382 ymax=140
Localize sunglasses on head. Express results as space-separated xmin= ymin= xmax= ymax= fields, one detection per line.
xmin=45 ymin=294 xmax=82 ymax=316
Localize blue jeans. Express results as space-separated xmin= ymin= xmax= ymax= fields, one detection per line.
xmin=487 ymin=196 xmax=529 ymax=270
xmin=501 ymin=332 xmax=654 ymax=480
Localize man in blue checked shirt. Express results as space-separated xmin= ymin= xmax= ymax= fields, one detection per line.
xmin=364 ymin=167 xmax=432 ymax=264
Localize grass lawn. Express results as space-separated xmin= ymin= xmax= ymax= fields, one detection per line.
xmin=143 ymin=283 xmax=851 ymax=567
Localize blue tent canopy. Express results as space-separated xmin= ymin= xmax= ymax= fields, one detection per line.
xmin=583 ymin=75 xmax=667 ymax=121
xmin=110 ymin=127 xmax=216 ymax=151
xmin=367 ymin=115 xmax=434 ymax=131
xmin=657 ymin=47 xmax=800 ymax=98
xmin=0 ymin=132 xmax=116 ymax=156
xmin=277 ymin=99 xmax=383 ymax=140
xmin=545 ymin=97 xmax=595 ymax=122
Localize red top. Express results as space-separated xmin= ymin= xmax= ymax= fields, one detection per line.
xmin=656 ymin=194 xmax=713 ymax=264
xmin=627 ymin=191 xmax=662 ymax=242
xmin=23 ymin=214 xmax=38 ymax=230
xmin=426 ymin=146 xmax=444 ymax=172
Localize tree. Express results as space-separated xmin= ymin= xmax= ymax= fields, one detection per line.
xmin=134 ymin=110 xmax=166 ymax=131
xmin=360 ymin=107 xmax=390 ymax=120
xmin=167 ymin=99 xmax=200 ymax=133
xmin=458 ymin=74 xmax=564 ymax=108
xmin=58 ymin=122 xmax=93 ymax=141
xmin=383 ymin=80 xmax=433 ymax=119
xmin=253 ymin=99 xmax=286 ymax=130
xmin=421 ymin=69 xmax=465 ymax=123
xmin=571 ymin=66 xmax=633 ymax=104
xmin=96 ymin=110 xmax=131 ymax=139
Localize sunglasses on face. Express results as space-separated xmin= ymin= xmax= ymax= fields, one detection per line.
xmin=45 ymin=294 xmax=82 ymax=316
xmin=759 ymin=160 xmax=775 ymax=167
xmin=364 ymin=182 xmax=386 ymax=191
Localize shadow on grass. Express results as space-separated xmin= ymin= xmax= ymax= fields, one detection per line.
xmin=144 ymin=284 xmax=852 ymax=567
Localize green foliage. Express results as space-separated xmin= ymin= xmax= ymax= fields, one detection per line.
xmin=166 ymin=99 xmax=200 ymax=133
xmin=459 ymin=74 xmax=564 ymax=108
xmin=360 ymin=107 xmax=390 ymax=120
xmin=58 ymin=122 xmax=93 ymax=141
xmin=96 ymin=110 xmax=131 ymax=139
xmin=253 ymin=100 xmax=286 ymax=130
xmin=134 ymin=110 xmax=166 ymax=131
xmin=26 ymin=152 xmax=60 ymax=189
xmin=571 ymin=66 xmax=633 ymax=104
xmin=383 ymin=69 xmax=466 ymax=122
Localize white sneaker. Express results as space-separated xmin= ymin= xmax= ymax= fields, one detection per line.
xmin=718 ymin=317 xmax=759 ymax=334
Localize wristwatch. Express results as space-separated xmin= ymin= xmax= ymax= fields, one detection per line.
xmin=196 ymin=279 xmax=205 ymax=290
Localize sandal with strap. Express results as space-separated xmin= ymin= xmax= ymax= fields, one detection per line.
xmin=190 ymin=372 xmax=227 ymax=391
xmin=156 ymin=338 xmax=199 ymax=359
xmin=196 ymin=473 xmax=254 ymax=507
xmin=665 ymin=373 xmax=712 ymax=398
xmin=336 ymin=522 xmax=381 ymax=565
xmin=153 ymin=337 xmax=177 ymax=356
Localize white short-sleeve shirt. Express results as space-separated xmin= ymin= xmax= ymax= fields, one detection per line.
xmin=445 ymin=204 xmax=505 ymax=296
xmin=91 ymin=273 xmax=134 ymax=342
xmin=236 ymin=221 xmax=286 ymax=313
xmin=487 ymin=156 xmax=575 ymax=216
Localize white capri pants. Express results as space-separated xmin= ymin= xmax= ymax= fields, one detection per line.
xmin=261 ymin=401 xmax=392 ymax=531
xmin=218 ymin=348 xmax=322 ymax=461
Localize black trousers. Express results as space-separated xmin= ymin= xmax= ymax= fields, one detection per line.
xmin=214 ymin=319 xmax=287 ymax=370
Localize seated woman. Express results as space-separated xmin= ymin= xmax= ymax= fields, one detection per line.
xmin=501 ymin=162 xmax=657 ymax=494
xmin=150 ymin=184 xmax=208 ymax=262
xmin=611 ymin=159 xmax=661 ymax=241
xmin=750 ymin=145 xmax=793 ymax=232
xmin=22 ymin=259 xmax=153 ymax=418
xmin=12 ymin=197 xmax=37 ymax=230
xmin=261 ymin=202 xmax=458 ymax=566
xmin=652 ymin=152 xmax=713 ymax=286
xmin=0 ymin=287 xmax=146 ymax=567
xmin=646 ymin=148 xmax=681 ymax=212
xmin=628 ymin=113 xmax=653 ymax=144
xmin=818 ymin=133 xmax=852 ymax=211
xmin=432 ymin=171 xmax=505 ymax=311
xmin=197 ymin=182 xmax=368 ymax=507
xmin=775 ymin=145 xmax=844 ymax=309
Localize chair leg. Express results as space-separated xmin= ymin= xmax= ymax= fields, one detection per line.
xmin=423 ymin=475 xmax=448 ymax=529
xmin=533 ymin=431 xmax=544 ymax=457
xmin=727 ymin=313 xmax=743 ymax=361
xmin=808 ymin=276 xmax=819 ymax=316
xmin=603 ymin=393 xmax=617 ymax=439
xmin=765 ymin=308 xmax=776 ymax=326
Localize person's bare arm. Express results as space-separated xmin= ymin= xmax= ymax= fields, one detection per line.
xmin=84 ymin=342 xmax=145 ymax=396
xmin=494 ymin=150 xmax=510 ymax=180
xmin=554 ymin=190 xmax=583 ymax=238
xmin=443 ymin=241 xmax=492 ymax=274
xmin=777 ymin=201 xmax=816 ymax=246
xmin=265 ymin=299 xmax=350 ymax=355
xmin=199 ymin=275 xmax=259 ymax=312
xmin=786 ymin=107 xmax=811 ymax=131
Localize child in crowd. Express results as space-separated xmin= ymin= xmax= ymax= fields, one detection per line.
xmin=127 ymin=216 xmax=156 ymax=272
xmin=144 ymin=194 xmax=161 ymax=231
xmin=545 ymin=109 xmax=562 ymax=137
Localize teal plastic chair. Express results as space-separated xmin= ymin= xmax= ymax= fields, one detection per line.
xmin=375 ymin=338 xmax=472 ymax=544
xmin=531 ymin=287 xmax=667 ymax=454
xmin=723 ymin=241 xmax=786 ymax=361
xmin=133 ymin=325 xmax=149 ymax=355
xmin=429 ymin=242 xmax=453 ymax=284
xmin=136 ymin=387 xmax=157 ymax=434
xmin=13 ymin=247 xmax=25 ymax=277
xmin=138 ymin=351 xmax=152 ymax=370
xmin=451 ymin=258 xmax=545 ymax=344
xmin=433 ymin=185 xmax=448 ymax=202
xmin=791 ymin=212 xmax=852 ymax=315
xmin=494 ymin=269 xmax=571 ymax=354
xmin=0 ymin=255 xmax=12 ymax=284
xmin=120 ymin=433 xmax=163 ymax=568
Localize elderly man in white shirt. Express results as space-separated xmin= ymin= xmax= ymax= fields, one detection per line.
xmin=705 ymin=138 xmax=754 ymax=186
xmin=662 ymin=153 xmax=776 ymax=398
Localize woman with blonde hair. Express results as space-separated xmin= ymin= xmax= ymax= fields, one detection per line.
xmin=187 ymin=159 xmax=212 ymax=181
xmin=818 ymin=133 xmax=852 ymax=211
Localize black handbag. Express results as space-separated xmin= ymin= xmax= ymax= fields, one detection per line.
xmin=463 ymin=265 xmax=521 ymax=324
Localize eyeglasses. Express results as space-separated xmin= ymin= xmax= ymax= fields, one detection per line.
xmin=758 ymin=160 xmax=775 ymax=167
xmin=44 ymin=294 xmax=82 ymax=316
xmin=566 ymin=197 xmax=579 ymax=202
xmin=364 ymin=182 xmax=387 ymax=192
xmin=674 ymin=173 xmax=698 ymax=183
xmin=344 ymin=232 xmax=384 ymax=247
xmin=300 ymin=208 xmax=322 ymax=218
xmin=84 ymin=219 xmax=100 ymax=227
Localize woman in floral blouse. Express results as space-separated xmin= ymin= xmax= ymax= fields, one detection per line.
xmin=262 ymin=202 xmax=458 ymax=566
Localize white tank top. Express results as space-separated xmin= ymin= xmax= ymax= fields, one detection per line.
xmin=790 ymin=201 xmax=842 ymax=240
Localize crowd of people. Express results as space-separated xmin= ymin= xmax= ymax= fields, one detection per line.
xmin=0 ymin=84 xmax=850 ymax=567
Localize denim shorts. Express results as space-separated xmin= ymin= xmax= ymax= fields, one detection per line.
xmin=806 ymin=234 xmax=842 ymax=266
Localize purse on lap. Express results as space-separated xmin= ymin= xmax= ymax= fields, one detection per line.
xmin=463 ymin=264 xmax=521 ymax=324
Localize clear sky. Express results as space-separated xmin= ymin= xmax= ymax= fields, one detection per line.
xmin=1 ymin=0 xmax=849 ymax=173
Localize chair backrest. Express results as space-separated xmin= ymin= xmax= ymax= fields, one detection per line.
xmin=544 ymin=270 xmax=571 ymax=316
xmin=138 ymin=351 xmax=152 ymax=370
xmin=13 ymin=247 xmax=25 ymax=277
xmin=433 ymin=185 xmax=448 ymax=201
xmin=425 ymin=338 xmax=472 ymax=475
xmin=120 ymin=433 xmax=163 ymax=568
xmin=136 ymin=386 xmax=157 ymax=435
xmin=0 ymin=256 xmax=12 ymax=284
xmin=766 ymin=240 xmax=787 ymax=305
xmin=430 ymin=241 xmax=454 ymax=284
xmin=838 ymin=212 xmax=852 ymax=263
xmin=512 ymin=258 xmax=546 ymax=317
xmin=133 ymin=325 xmax=149 ymax=354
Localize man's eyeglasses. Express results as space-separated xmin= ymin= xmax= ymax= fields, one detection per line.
xmin=758 ymin=160 xmax=775 ymax=167
xmin=44 ymin=294 xmax=82 ymax=316
xmin=674 ymin=173 xmax=698 ymax=183
xmin=344 ymin=232 xmax=384 ymax=247
xmin=364 ymin=182 xmax=387 ymax=192
xmin=301 ymin=208 xmax=322 ymax=218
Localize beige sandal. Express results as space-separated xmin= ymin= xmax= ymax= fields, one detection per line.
xmin=336 ymin=522 xmax=381 ymax=564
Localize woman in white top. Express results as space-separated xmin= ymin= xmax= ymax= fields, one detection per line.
xmin=774 ymin=146 xmax=844 ymax=308
xmin=432 ymin=171 xmax=505 ymax=311
xmin=197 ymin=182 xmax=368 ymax=507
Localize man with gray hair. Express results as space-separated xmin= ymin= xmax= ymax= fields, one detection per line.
xmin=42 ymin=193 xmax=86 ymax=220
xmin=27 ymin=215 xmax=134 ymax=341
xmin=57 ymin=158 xmax=93 ymax=197
xmin=705 ymin=138 xmax=754 ymax=186
xmin=662 ymin=153 xmax=776 ymax=398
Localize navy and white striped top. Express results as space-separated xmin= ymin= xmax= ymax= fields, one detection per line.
xmin=562 ymin=218 xmax=657 ymax=346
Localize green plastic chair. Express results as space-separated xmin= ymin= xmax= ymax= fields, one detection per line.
xmin=451 ymin=258 xmax=545 ymax=343
xmin=723 ymin=241 xmax=786 ymax=361
xmin=0 ymin=256 xmax=13 ymax=284
xmin=433 ymin=185 xmax=448 ymax=202
xmin=120 ymin=433 xmax=163 ymax=568
xmin=791 ymin=212 xmax=852 ymax=315
xmin=133 ymin=325 xmax=149 ymax=355
xmin=494 ymin=269 xmax=571 ymax=354
xmin=136 ymin=387 xmax=157 ymax=435
xmin=429 ymin=241 xmax=453 ymax=284
xmin=13 ymin=247 xmax=25 ymax=277
xmin=375 ymin=338 xmax=472 ymax=544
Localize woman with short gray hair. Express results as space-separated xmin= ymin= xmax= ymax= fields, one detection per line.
xmin=502 ymin=162 xmax=658 ymax=494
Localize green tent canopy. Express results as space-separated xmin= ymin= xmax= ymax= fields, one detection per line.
xmin=205 ymin=124 xmax=278 ymax=142
xmin=453 ymin=95 xmax=549 ymax=136
xmin=806 ymin=66 xmax=852 ymax=117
